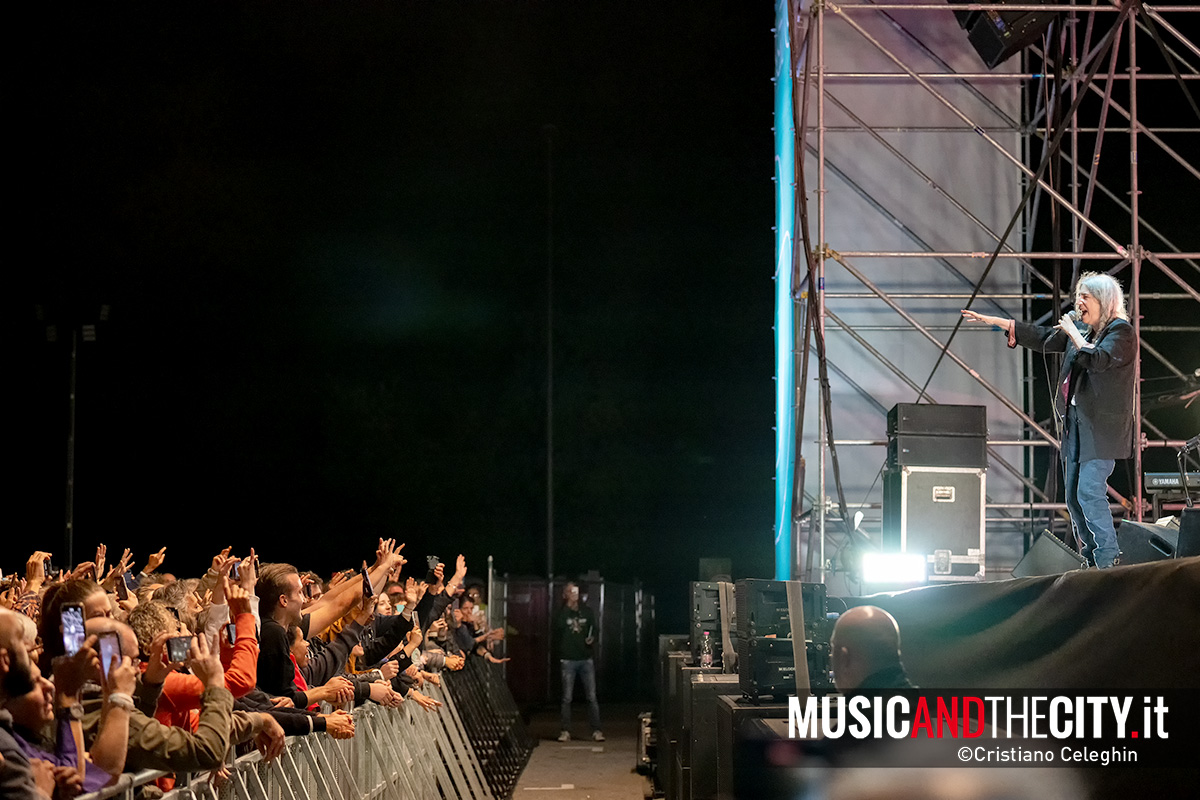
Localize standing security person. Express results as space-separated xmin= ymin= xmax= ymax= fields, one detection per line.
xmin=553 ymin=582 xmax=604 ymax=742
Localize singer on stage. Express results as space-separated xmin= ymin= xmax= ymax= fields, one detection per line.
xmin=962 ymin=272 xmax=1137 ymax=569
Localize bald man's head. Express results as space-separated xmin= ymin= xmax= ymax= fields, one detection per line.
xmin=0 ymin=609 xmax=37 ymax=702
xmin=85 ymin=616 xmax=140 ymax=661
xmin=830 ymin=605 xmax=903 ymax=691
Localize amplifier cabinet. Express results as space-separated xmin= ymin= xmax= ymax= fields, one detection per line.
xmin=736 ymin=636 xmax=833 ymax=701
xmin=734 ymin=579 xmax=827 ymax=641
xmin=883 ymin=466 xmax=986 ymax=582
xmin=664 ymin=655 xmax=721 ymax=800
xmin=687 ymin=674 xmax=742 ymax=800
xmin=715 ymin=696 xmax=791 ymax=800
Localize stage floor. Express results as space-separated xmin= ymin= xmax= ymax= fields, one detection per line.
xmin=514 ymin=701 xmax=649 ymax=799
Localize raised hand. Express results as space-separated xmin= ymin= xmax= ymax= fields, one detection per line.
xmin=239 ymin=548 xmax=258 ymax=592
xmin=26 ymin=551 xmax=53 ymax=586
xmin=443 ymin=554 xmax=466 ymax=596
xmin=375 ymin=537 xmax=393 ymax=564
xmin=225 ymin=577 xmax=252 ymax=618
xmin=144 ymin=547 xmax=168 ymax=574
xmin=210 ymin=546 xmax=234 ymax=574
xmin=69 ymin=561 xmax=97 ymax=581
xmin=354 ymin=592 xmax=375 ymax=626
xmin=100 ymin=548 xmax=133 ymax=592
xmin=106 ymin=654 xmax=138 ymax=697
xmin=144 ymin=632 xmax=179 ymax=685
xmin=187 ymin=633 xmax=226 ymax=690
xmin=53 ymin=635 xmax=100 ymax=696
xmin=94 ymin=544 xmax=107 ymax=578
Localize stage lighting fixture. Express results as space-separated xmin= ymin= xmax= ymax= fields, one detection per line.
xmin=862 ymin=552 xmax=927 ymax=585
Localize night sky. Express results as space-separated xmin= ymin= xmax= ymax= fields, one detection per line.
xmin=9 ymin=1 xmax=778 ymax=630
xmin=7 ymin=2 xmax=1197 ymax=634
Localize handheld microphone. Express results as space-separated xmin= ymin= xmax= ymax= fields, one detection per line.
xmin=1066 ymin=309 xmax=1078 ymax=321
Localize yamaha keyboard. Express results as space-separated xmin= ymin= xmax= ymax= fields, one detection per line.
xmin=1144 ymin=472 xmax=1200 ymax=491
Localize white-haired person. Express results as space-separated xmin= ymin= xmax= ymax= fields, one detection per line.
xmin=962 ymin=272 xmax=1136 ymax=569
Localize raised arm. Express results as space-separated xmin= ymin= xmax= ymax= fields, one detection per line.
xmin=304 ymin=540 xmax=405 ymax=637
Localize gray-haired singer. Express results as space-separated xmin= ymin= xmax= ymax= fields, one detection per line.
xmin=961 ymin=272 xmax=1137 ymax=569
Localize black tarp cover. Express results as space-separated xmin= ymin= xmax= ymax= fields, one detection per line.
xmin=843 ymin=557 xmax=1200 ymax=689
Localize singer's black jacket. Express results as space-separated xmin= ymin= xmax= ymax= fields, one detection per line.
xmin=1012 ymin=318 xmax=1137 ymax=462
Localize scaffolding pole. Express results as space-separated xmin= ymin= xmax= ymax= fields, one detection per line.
xmin=782 ymin=1 xmax=1200 ymax=582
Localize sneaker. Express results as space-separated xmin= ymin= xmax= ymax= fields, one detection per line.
xmin=557 ymin=731 xmax=571 ymax=742
xmin=592 ymin=731 xmax=606 ymax=742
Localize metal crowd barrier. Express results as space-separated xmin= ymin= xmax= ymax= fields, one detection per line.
xmin=77 ymin=661 xmax=532 ymax=800
xmin=441 ymin=658 xmax=534 ymax=799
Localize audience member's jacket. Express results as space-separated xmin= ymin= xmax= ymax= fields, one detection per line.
xmin=154 ymin=610 xmax=258 ymax=729
xmin=81 ymin=685 xmax=257 ymax=772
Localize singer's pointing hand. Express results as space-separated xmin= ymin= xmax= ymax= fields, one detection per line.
xmin=960 ymin=309 xmax=1006 ymax=328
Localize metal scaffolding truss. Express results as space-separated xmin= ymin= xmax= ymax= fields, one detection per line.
xmin=780 ymin=0 xmax=1200 ymax=584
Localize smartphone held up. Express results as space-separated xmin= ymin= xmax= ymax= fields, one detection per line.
xmin=98 ymin=631 xmax=121 ymax=682
xmin=61 ymin=603 xmax=86 ymax=656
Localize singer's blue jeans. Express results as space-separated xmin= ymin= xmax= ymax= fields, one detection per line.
xmin=1063 ymin=411 xmax=1119 ymax=568
xmin=560 ymin=659 xmax=601 ymax=733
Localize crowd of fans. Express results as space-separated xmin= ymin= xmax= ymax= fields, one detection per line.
xmin=0 ymin=540 xmax=507 ymax=799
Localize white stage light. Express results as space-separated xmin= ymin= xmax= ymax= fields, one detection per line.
xmin=862 ymin=552 xmax=927 ymax=585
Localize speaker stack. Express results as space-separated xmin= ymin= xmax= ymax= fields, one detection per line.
xmin=734 ymin=579 xmax=832 ymax=701
xmin=948 ymin=0 xmax=1059 ymax=69
xmin=883 ymin=403 xmax=988 ymax=581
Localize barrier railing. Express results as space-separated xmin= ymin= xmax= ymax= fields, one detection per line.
xmin=77 ymin=661 xmax=531 ymax=800
xmin=442 ymin=657 xmax=534 ymax=799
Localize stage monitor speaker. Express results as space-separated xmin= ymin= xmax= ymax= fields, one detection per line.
xmin=967 ymin=5 xmax=1058 ymax=69
xmin=1179 ymin=509 xmax=1200 ymax=558
xmin=1117 ymin=520 xmax=1178 ymax=564
xmin=1012 ymin=530 xmax=1086 ymax=577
